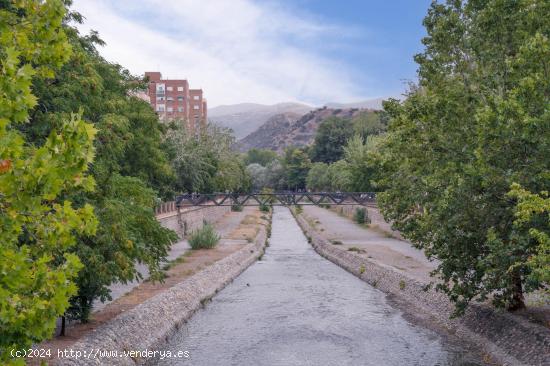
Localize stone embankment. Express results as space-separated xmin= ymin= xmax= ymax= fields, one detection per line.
xmin=56 ymin=208 xmax=269 ymax=366
xmin=157 ymin=205 xmax=231 ymax=238
xmin=293 ymin=207 xmax=550 ymax=366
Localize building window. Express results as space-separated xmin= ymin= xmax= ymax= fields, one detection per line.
xmin=193 ymin=95 xmax=200 ymax=100
xmin=156 ymin=104 xmax=165 ymax=112
xmin=156 ymin=96 xmax=165 ymax=101
xmin=177 ymin=96 xmax=184 ymax=101
xmin=156 ymin=84 xmax=165 ymax=95
xmin=167 ymin=86 xmax=173 ymax=91
xmin=167 ymin=96 xmax=173 ymax=102
xmin=167 ymin=107 xmax=173 ymax=112
xmin=177 ymin=107 xmax=184 ymax=112
xmin=177 ymin=86 xmax=184 ymax=91
xmin=193 ymin=105 xmax=200 ymax=110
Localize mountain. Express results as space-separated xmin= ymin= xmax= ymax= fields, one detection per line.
xmin=209 ymin=102 xmax=313 ymax=139
xmin=238 ymin=107 xmax=370 ymax=153
xmin=324 ymin=98 xmax=385 ymax=110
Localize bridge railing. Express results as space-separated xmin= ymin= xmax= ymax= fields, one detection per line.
xmin=174 ymin=192 xmax=377 ymax=207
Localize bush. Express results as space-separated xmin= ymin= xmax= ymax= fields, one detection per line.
xmin=260 ymin=203 xmax=270 ymax=212
xmin=188 ymin=223 xmax=220 ymax=249
xmin=231 ymin=204 xmax=243 ymax=212
xmin=354 ymin=207 xmax=368 ymax=224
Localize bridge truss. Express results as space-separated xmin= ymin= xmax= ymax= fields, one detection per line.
xmin=175 ymin=192 xmax=376 ymax=207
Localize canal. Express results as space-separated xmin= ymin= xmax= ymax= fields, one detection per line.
xmin=152 ymin=207 xmax=484 ymax=366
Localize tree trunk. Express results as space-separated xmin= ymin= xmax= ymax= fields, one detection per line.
xmin=60 ymin=315 xmax=66 ymax=337
xmin=507 ymin=271 xmax=525 ymax=311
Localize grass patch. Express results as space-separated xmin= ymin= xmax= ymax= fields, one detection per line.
xmin=189 ymin=223 xmax=220 ymax=249
xmin=359 ymin=264 xmax=366 ymax=274
xmin=330 ymin=239 xmax=343 ymax=245
xmin=347 ymin=246 xmax=366 ymax=254
xmin=399 ymin=280 xmax=406 ymax=290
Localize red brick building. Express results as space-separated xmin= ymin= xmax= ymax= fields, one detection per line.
xmin=144 ymin=72 xmax=207 ymax=132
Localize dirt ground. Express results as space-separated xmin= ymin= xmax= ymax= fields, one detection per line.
xmin=31 ymin=207 xmax=270 ymax=365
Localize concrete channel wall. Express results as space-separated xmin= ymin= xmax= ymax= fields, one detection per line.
xmin=56 ymin=208 xmax=267 ymax=366
xmin=156 ymin=205 xmax=231 ymax=238
xmin=294 ymin=211 xmax=550 ymax=366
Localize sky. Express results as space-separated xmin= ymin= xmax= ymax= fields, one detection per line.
xmin=72 ymin=0 xmax=432 ymax=107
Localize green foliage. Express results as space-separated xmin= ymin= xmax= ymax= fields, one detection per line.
xmin=378 ymin=0 xmax=550 ymax=314
xmin=231 ymin=204 xmax=244 ymax=212
xmin=343 ymin=135 xmax=383 ymax=192
xmin=508 ymin=184 xmax=550 ymax=299
xmin=188 ymin=223 xmax=220 ymax=249
xmin=0 ymin=1 xmax=98 ymax=363
xmin=351 ymin=110 xmax=387 ymax=139
xmin=306 ymin=162 xmax=330 ymax=191
xmin=353 ymin=207 xmax=368 ymax=225
xmin=282 ymin=146 xmax=311 ymax=190
xmin=68 ymin=175 xmax=177 ymax=321
xmin=16 ymin=9 xmax=179 ymax=322
xmin=310 ymin=117 xmax=354 ymax=163
xmin=165 ymin=122 xmax=250 ymax=193
xmin=244 ymin=148 xmax=277 ymax=167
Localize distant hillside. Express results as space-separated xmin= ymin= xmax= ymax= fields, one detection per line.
xmin=209 ymin=102 xmax=313 ymax=139
xmin=325 ymin=98 xmax=385 ymax=110
xmin=238 ymin=107 xmax=372 ymax=153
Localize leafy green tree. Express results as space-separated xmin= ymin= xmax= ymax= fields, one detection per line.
xmin=247 ymin=163 xmax=269 ymax=190
xmin=306 ymin=162 xmax=330 ymax=191
xmin=310 ymin=116 xmax=353 ymax=163
xmin=244 ymin=148 xmax=278 ymax=167
xmin=343 ymin=135 xmax=383 ymax=192
xmin=507 ymin=184 xmax=550 ymax=300
xmin=379 ymin=0 xmax=550 ymax=314
xmin=165 ymin=122 xmax=250 ymax=193
xmin=327 ymin=160 xmax=352 ymax=191
xmin=351 ymin=110 xmax=387 ymax=139
xmin=0 ymin=1 xmax=98 ymax=363
xmin=21 ymin=13 xmax=178 ymax=322
xmin=282 ymin=147 xmax=311 ymax=190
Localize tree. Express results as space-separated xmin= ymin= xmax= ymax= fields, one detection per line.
xmin=244 ymin=148 xmax=277 ymax=167
xmin=23 ymin=14 xmax=178 ymax=322
xmin=247 ymin=163 xmax=269 ymax=190
xmin=378 ymin=0 xmax=550 ymax=314
xmin=0 ymin=1 xmax=97 ymax=363
xmin=306 ymin=162 xmax=330 ymax=191
xmin=351 ymin=110 xmax=387 ymax=139
xmin=327 ymin=160 xmax=352 ymax=192
xmin=343 ymin=135 xmax=383 ymax=192
xmin=507 ymin=184 xmax=550 ymax=300
xmin=310 ymin=117 xmax=353 ymax=163
xmin=165 ymin=122 xmax=250 ymax=193
xmin=282 ymin=147 xmax=311 ymax=190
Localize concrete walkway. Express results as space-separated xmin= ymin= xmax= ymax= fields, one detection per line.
xmin=93 ymin=207 xmax=256 ymax=312
xmin=301 ymin=205 xmax=437 ymax=282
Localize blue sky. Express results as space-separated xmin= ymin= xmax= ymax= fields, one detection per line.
xmin=73 ymin=0 xmax=432 ymax=107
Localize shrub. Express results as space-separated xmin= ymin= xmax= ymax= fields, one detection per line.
xmin=354 ymin=207 xmax=368 ymax=224
xmin=231 ymin=204 xmax=243 ymax=212
xmin=260 ymin=203 xmax=270 ymax=212
xmin=188 ymin=223 xmax=220 ymax=249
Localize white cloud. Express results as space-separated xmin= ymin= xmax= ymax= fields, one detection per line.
xmin=72 ymin=0 xmax=370 ymax=106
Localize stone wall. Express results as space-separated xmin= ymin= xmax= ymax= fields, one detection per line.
xmin=294 ymin=212 xmax=550 ymax=366
xmin=157 ymin=205 xmax=231 ymax=238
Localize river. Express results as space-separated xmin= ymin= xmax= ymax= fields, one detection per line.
xmin=152 ymin=206 xmax=484 ymax=366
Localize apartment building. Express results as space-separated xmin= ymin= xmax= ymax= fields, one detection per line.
xmin=144 ymin=71 xmax=207 ymax=131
